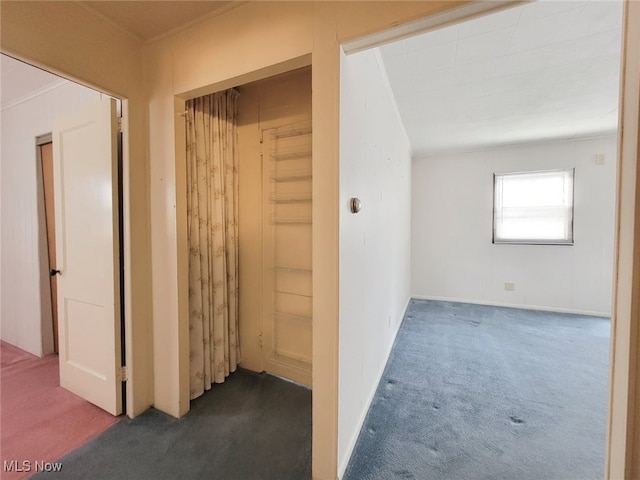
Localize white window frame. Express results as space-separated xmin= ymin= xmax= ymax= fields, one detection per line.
xmin=493 ymin=168 xmax=575 ymax=245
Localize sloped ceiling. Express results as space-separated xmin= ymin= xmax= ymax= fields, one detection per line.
xmin=379 ymin=0 xmax=624 ymax=157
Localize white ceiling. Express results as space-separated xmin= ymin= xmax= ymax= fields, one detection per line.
xmin=379 ymin=0 xmax=624 ymax=157
xmin=1 ymin=55 xmax=67 ymax=110
xmin=2 ymin=1 xmax=623 ymax=153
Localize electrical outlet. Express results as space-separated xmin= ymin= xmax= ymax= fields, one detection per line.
xmin=595 ymin=153 xmax=606 ymax=165
xmin=505 ymin=282 xmax=515 ymax=291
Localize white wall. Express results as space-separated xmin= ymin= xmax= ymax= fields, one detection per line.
xmin=338 ymin=48 xmax=412 ymax=476
xmin=1 ymin=80 xmax=100 ymax=355
xmin=412 ymin=135 xmax=617 ymax=316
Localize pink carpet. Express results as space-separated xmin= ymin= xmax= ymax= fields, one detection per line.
xmin=0 ymin=342 xmax=120 ymax=479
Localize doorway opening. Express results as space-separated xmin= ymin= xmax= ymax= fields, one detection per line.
xmin=37 ymin=136 xmax=57 ymax=353
xmin=184 ymin=66 xmax=313 ymax=397
xmin=1 ymin=53 xmax=127 ymax=465
xmin=337 ymin=0 xmax=623 ymax=477
xmin=236 ymin=66 xmax=313 ymax=387
xmin=174 ymin=66 xmax=313 ymax=474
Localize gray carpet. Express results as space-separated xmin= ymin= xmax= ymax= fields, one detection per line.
xmin=344 ymin=299 xmax=610 ymax=480
xmin=32 ymin=369 xmax=311 ymax=480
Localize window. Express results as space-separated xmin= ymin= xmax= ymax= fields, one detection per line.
xmin=493 ymin=169 xmax=574 ymax=245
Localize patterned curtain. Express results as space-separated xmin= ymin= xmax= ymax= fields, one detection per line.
xmin=186 ymin=90 xmax=240 ymax=400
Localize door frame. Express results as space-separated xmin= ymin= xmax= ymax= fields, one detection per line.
xmin=173 ymin=54 xmax=314 ymax=417
xmin=36 ymin=133 xmax=56 ymax=356
xmin=340 ymin=1 xmax=640 ymax=478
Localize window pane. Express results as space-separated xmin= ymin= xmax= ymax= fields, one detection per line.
xmin=493 ymin=169 xmax=574 ymax=244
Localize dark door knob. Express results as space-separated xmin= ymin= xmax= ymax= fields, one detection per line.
xmin=50 ymin=269 xmax=61 ymax=277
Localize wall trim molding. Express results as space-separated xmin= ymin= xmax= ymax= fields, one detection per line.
xmin=341 ymin=1 xmax=521 ymax=54
xmin=411 ymin=295 xmax=611 ymax=318
xmin=1 ymin=79 xmax=69 ymax=112
xmin=412 ymin=131 xmax=619 ymax=160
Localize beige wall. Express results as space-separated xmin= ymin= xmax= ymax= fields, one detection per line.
xmin=0 ymin=1 xmax=153 ymax=417
xmin=144 ymin=1 xmax=640 ymax=477
xmin=144 ymin=3 xmax=462 ymax=477
xmin=4 ymin=1 xmax=640 ymax=478
xmin=145 ymin=2 xmax=316 ymax=420
xmin=236 ymin=78 xmax=263 ymax=374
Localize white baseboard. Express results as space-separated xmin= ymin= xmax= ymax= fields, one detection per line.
xmin=410 ymin=295 xmax=610 ymax=318
xmin=337 ymin=295 xmax=411 ymax=479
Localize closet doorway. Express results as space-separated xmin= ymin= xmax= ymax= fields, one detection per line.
xmin=237 ymin=66 xmax=313 ymax=387
xmin=185 ymin=66 xmax=313 ymax=399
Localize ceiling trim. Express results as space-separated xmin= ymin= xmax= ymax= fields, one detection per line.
xmin=371 ymin=48 xmax=412 ymax=156
xmin=342 ymin=0 xmax=528 ymax=54
xmin=1 ymin=78 xmax=69 ymax=112
xmin=145 ymin=1 xmax=247 ymax=45
xmin=411 ymin=131 xmax=619 ymax=160
xmin=77 ymin=2 xmax=144 ymax=44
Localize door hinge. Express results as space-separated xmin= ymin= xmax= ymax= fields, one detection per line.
xmin=118 ymin=365 xmax=128 ymax=382
xmin=117 ymin=117 xmax=123 ymax=133
xmin=258 ymin=333 xmax=263 ymax=349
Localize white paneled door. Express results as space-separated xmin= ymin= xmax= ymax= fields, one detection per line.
xmin=52 ymin=99 xmax=122 ymax=415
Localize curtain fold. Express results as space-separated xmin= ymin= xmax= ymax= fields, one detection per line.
xmin=186 ymin=90 xmax=240 ymax=400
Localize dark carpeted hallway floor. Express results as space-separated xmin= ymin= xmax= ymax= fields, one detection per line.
xmin=32 ymin=369 xmax=311 ymax=480
xmin=28 ymin=300 xmax=609 ymax=480
xmin=344 ymin=299 xmax=610 ymax=480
